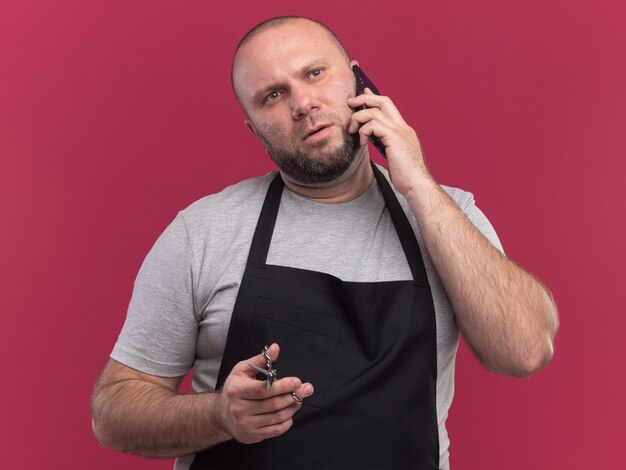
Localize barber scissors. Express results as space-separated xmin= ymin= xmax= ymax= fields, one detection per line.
xmin=248 ymin=345 xmax=302 ymax=402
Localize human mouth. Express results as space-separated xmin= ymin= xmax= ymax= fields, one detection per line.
xmin=303 ymin=124 xmax=332 ymax=143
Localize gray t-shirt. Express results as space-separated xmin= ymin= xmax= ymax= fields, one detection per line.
xmin=111 ymin=164 xmax=503 ymax=470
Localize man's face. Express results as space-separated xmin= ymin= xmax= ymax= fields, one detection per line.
xmin=232 ymin=20 xmax=361 ymax=184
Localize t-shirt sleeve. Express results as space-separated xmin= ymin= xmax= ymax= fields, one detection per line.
xmin=459 ymin=191 xmax=505 ymax=255
xmin=442 ymin=185 xmax=505 ymax=255
xmin=110 ymin=212 xmax=198 ymax=377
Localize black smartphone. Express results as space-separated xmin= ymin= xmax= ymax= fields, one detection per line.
xmin=352 ymin=64 xmax=386 ymax=158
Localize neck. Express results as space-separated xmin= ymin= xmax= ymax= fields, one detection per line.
xmin=280 ymin=148 xmax=374 ymax=204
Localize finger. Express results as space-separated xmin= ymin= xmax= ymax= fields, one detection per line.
xmin=292 ymin=382 xmax=314 ymax=401
xmin=237 ymin=375 xmax=302 ymax=400
xmin=248 ymin=391 xmax=302 ymax=415
xmin=249 ymin=400 xmax=301 ymax=427
xmin=357 ymin=120 xmax=391 ymax=147
xmin=231 ymin=343 xmax=281 ymax=378
xmin=348 ymin=93 xmax=404 ymax=122
xmin=248 ymin=381 xmax=314 ymax=411
xmin=255 ymin=418 xmax=295 ymax=440
xmin=262 ymin=376 xmax=304 ymax=398
xmin=249 ymin=381 xmax=314 ymax=414
xmin=263 ymin=343 xmax=280 ymax=363
xmin=227 ymin=407 xmax=297 ymax=444
xmin=348 ymin=108 xmax=394 ymax=134
xmin=348 ymin=89 xmax=387 ymax=108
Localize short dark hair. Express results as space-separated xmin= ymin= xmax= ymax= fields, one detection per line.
xmin=231 ymin=16 xmax=350 ymax=106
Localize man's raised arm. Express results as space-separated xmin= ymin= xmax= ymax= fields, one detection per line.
xmin=348 ymin=89 xmax=559 ymax=377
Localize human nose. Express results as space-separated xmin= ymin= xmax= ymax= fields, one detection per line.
xmin=290 ymin=86 xmax=320 ymax=120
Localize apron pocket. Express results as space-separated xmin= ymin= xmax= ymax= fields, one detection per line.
xmin=249 ymin=296 xmax=340 ymax=409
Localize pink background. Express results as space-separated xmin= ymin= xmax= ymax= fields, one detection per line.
xmin=1 ymin=1 xmax=624 ymax=468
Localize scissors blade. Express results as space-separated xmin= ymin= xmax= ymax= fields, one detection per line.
xmin=248 ymin=363 xmax=270 ymax=376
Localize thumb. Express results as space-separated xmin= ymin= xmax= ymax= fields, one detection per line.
xmin=232 ymin=343 xmax=280 ymax=378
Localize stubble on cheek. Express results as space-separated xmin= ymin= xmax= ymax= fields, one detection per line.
xmin=253 ymin=76 xmax=356 ymax=149
xmin=250 ymin=77 xmax=360 ymax=183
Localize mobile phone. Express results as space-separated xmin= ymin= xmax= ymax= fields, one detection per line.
xmin=352 ymin=64 xmax=386 ymax=158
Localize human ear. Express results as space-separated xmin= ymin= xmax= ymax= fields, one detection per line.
xmin=244 ymin=119 xmax=258 ymax=138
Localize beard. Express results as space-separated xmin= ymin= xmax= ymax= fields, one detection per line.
xmin=256 ymin=115 xmax=361 ymax=185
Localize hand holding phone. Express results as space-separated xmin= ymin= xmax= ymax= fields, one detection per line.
xmin=352 ymin=65 xmax=387 ymax=158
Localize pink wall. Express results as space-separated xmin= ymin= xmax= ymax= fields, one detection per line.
xmin=1 ymin=1 xmax=624 ymax=468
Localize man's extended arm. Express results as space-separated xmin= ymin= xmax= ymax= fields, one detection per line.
xmin=91 ymin=344 xmax=313 ymax=458
xmin=91 ymin=359 xmax=226 ymax=458
xmin=348 ymin=90 xmax=559 ymax=377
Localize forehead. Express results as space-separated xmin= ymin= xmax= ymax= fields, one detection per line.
xmin=233 ymin=20 xmax=346 ymax=101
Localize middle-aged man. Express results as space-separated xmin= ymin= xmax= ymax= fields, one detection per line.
xmin=91 ymin=16 xmax=559 ymax=470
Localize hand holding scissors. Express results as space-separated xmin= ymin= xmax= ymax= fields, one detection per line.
xmin=216 ymin=343 xmax=313 ymax=444
xmin=249 ymin=345 xmax=303 ymax=402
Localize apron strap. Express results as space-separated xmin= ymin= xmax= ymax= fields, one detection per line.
xmin=247 ymin=163 xmax=429 ymax=284
xmin=247 ymin=173 xmax=285 ymax=265
xmin=370 ymin=162 xmax=429 ymax=283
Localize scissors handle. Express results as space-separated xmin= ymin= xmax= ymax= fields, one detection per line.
xmin=249 ymin=355 xmax=303 ymax=401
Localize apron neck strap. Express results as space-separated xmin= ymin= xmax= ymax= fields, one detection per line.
xmin=370 ymin=162 xmax=428 ymax=282
xmin=247 ymin=162 xmax=428 ymax=283
xmin=247 ymin=172 xmax=285 ymax=265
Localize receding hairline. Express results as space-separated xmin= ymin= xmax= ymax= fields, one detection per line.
xmin=231 ymin=16 xmax=350 ymax=107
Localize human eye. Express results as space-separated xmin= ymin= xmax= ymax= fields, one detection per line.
xmin=264 ymin=90 xmax=282 ymax=104
xmin=308 ymin=68 xmax=324 ymax=79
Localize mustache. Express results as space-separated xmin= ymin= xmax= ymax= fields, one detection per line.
xmin=294 ymin=112 xmax=348 ymax=139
